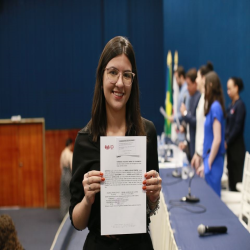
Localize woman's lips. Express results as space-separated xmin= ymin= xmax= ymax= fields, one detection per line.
xmin=112 ymin=91 xmax=124 ymax=99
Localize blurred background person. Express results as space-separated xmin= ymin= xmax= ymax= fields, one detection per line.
xmin=225 ymin=77 xmax=246 ymax=191
xmin=197 ymin=72 xmax=226 ymax=197
xmin=60 ymin=138 xmax=73 ymax=220
xmin=0 ymin=214 xmax=24 ymax=250
xmin=168 ymin=66 xmax=190 ymax=143
xmin=191 ymin=62 xmax=214 ymax=169
xmin=179 ymin=68 xmax=200 ymax=160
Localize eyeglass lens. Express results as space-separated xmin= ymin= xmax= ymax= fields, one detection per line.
xmin=106 ymin=68 xmax=133 ymax=85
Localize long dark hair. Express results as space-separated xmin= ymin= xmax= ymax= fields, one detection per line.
xmin=204 ymin=72 xmax=226 ymax=117
xmin=88 ymin=36 xmax=145 ymax=141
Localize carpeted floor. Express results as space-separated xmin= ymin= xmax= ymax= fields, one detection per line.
xmin=0 ymin=208 xmax=61 ymax=250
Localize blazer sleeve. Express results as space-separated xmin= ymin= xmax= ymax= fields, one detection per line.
xmin=69 ymin=131 xmax=99 ymax=228
xmin=144 ymin=119 xmax=159 ymax=173
xmin=183 ymin=93 xmax=201 ymax=127
xmin=183 ymin=112 xmax=196 ymax=127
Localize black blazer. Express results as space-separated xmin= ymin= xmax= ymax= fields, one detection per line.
xmin=182 ymin=91 xmax=201 ymax=158
xmin=226 ymin=98 xmax=246 ymax=147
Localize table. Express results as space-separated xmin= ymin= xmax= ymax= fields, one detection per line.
xmin=150 ymin=168 xmax=250 ymax=250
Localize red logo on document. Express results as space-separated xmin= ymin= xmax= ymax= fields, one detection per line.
xmin=105 ymin=145 xmax=114 ymax=150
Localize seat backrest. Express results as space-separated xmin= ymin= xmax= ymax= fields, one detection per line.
xmin=239 ymin=151 xmax=250 ymax=233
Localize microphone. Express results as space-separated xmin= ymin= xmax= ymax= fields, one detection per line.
xmin=181 ymin=170 xmax=200 ymax=202
xmin=198 ymin=224 xmax=227 ymax=236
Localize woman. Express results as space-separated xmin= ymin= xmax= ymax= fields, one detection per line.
xmin=191 ymin=62 xmax=213 ymax=169
xmin=225 ymin=77 xmax=246 ymax=191
xmin=69 ymin=36 xmax=161 ymax=250
xmin=197 ymin=72 xmax=226 ymax=197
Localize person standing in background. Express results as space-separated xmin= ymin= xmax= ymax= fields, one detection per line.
xmin=179 ymin=68 xmax=200 ymax=160
xmin=197 ymin=72 xmax=226 ymax=197
xmin=225 ymin=77 xmax=246 ymax=191
xmin=191 ymin=62 xmax=213 ymax=169
xmin=60 ymin=138 xmax=73 ymax=220
xmin=0 ymin=214 xmax=24 ymax=250
xmin=168 ymin=66 xmax=190 ymax=143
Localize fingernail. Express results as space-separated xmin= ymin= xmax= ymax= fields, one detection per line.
xmin=101 ymin=177 xmax=105 ymax=181
xmin=100 ymin=172 xmax=103 ymax=176
xmin=143 ymin=180 xmax=146 ymax=184
xmin=142 ymin=186 xmax=146 ymax=190
xmin=144 ymin=174 xmax=147 ymax=177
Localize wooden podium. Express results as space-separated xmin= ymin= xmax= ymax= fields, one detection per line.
xmin=0 ymin=118 xmax=46 ymax=207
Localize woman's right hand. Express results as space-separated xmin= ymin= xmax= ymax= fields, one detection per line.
xmin=196 ymin=164 xmax=204 ymax=178
xmin=82 ymin=171 xmax=105 ymax=206
xmin=191 ymin=153 xmax=201 ymax=170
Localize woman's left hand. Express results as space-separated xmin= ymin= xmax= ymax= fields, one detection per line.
xmin=142 ymin=170 xmax=162 ymax=202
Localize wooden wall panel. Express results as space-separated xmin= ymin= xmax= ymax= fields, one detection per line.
xmin=0 ymin=120 xmax=45 ymax=207
xmin=18 ymin=124 xmax=44 ymax=207
xmin=45 ymin=129 xmax=79 ymax=207
xmin=0 ymin=125 xmax=19 ymax=206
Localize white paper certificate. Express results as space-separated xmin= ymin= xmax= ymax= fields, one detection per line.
xmin=100 ymin=136 xmax=146 ymax=235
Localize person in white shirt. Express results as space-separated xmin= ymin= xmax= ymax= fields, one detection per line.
xmin=191 ymin=62 xmax=213 ymax=170
xmin=60 ymin=138 xmax=73 ymax=220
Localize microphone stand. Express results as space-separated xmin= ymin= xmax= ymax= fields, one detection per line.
xmin=182 ymin=171 xmax=200 ymax=203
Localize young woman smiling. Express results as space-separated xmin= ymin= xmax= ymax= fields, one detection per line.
xmin=69 ymin=36 xmax=161 ymax=250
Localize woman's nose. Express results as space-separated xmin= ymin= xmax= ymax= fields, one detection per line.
xmin=115 ymin=73 xmax=124 ymax=87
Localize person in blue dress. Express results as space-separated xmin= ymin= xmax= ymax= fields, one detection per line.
xmin=225 ymin=77 xmax=246 ymax=191
xmin=197 ymin=72 xmax=226 ymax=196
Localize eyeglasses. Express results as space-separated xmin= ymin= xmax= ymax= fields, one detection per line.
xmin=105 ymin=67 xmax=135 ymax=86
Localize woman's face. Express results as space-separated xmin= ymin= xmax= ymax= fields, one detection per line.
xmin=227 ymin=79 xmax=238 ymax=100
xmin=196 ymin=70 xmax=204 ymax=92
xmin=103 ymin=54 xmax=132 ymax=113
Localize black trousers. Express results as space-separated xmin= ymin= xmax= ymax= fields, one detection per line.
xmin=83 ymin=231 xmax=154 ymax=250
xmin=227 ymin=136 xmax=245 ymax=191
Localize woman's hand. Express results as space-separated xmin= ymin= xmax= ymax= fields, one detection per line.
xmin=196 ymin=164 xmax=204 ymax=178
xmin=82 ymin=170 xmax=105 ymax=206
xmin=178 ymin=141 xmax=187 ymax=151
xmin=191 ymin=153 xmax=202 ymax=170
xmin=142 ymin=170 xmax=162 ymax=203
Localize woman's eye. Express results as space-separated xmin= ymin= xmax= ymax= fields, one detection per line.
xmin=109 ymin=70 xmax=118 ymax=76
xmin=124 ymin=73 xmax=132 ymax=79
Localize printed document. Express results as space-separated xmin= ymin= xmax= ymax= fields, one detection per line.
xmin=100 ymin=136 xmax=146 ymax=235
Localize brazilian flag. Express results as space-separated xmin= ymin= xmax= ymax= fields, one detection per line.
xmin=164 ymin=51 xmax=172 ymax=136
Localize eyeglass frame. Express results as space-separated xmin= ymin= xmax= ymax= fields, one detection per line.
xmin=104 ymin=67 xmax=136 ymax=86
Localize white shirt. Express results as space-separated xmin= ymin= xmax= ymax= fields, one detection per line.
xmin=195 ymin=94 xmax=205 ymax=156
